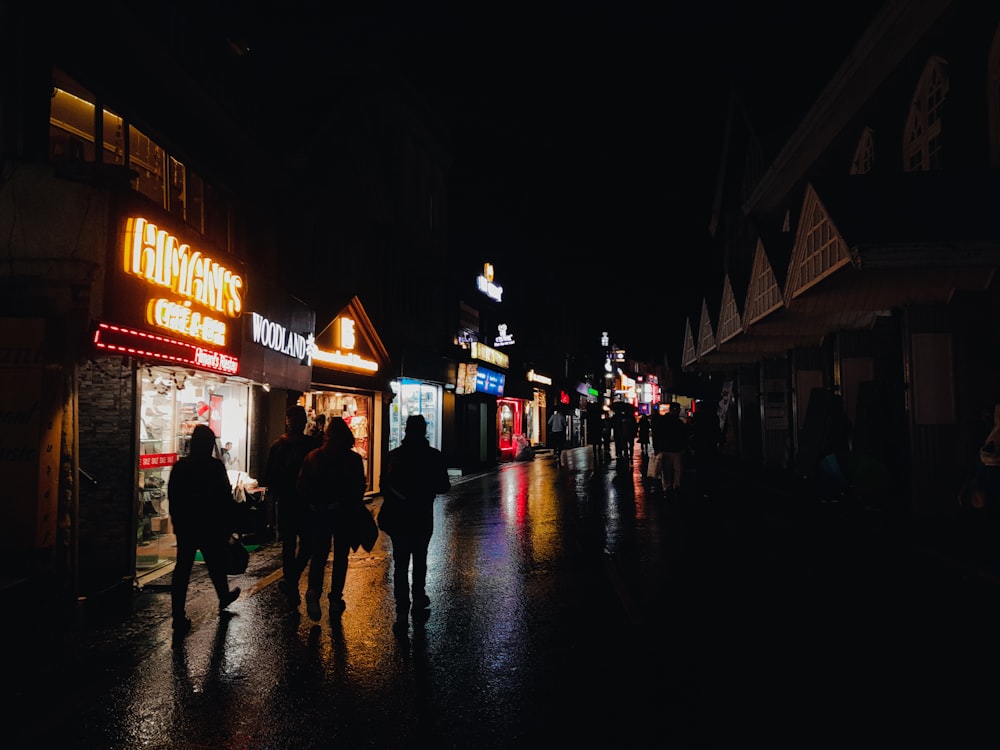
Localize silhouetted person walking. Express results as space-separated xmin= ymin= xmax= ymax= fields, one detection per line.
xmin=297 ymin=417 xmax=367 ymax=621
xmin=637 ymin=414 xmax=651 ymax=456
xmin=264 ymin=404 xmax=320 ymax=610
xmin=168 ymin=424 xmax=241 ymax=638
xmin=658 ymin=404 xmax=688 ymax=493
xmin=379 ymin=414 xmax=451 ymax=636
xmin=547 ymin=408 xmax=566 ymax=459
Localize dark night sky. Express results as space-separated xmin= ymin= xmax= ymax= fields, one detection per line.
xmin=239 ymin=1 xmax=879 ymax=369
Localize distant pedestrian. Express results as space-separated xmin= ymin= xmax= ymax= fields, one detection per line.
xmin=296 ymin=417 xmax=367 ymax=621
xmin=379 ymin=414 xmax=451 ymax=636
xmin=613 ymin=409 xmax=635 ymax=461
xmin=547 ymin=409 xmax=567 ymax=459
xmin=657 ymin=404 xmax=688 ymax=493
xmin=167 ymin=424 xmax=241 ymax=638
xmin=264 ymin=404 xmax=321 ymax=610
xmin=637 ymin=414 xmax=651 ymax=455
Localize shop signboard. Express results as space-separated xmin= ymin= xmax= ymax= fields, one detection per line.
xmin=475 ymin=366 xmax=505 ymax=396
xmin=97 ymin=214 xmax=243 ymax=375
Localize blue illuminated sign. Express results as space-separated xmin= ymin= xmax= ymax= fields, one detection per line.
xmin=475 ymin=365 xmax=505 ymax=396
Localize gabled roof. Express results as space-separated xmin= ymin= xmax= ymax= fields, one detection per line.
xmin=312 ymin=295 xmax=393 ymax=390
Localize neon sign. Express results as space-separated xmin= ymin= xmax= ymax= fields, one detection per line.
xmin=123 ymin=216 xmax=244 ymax=345
xmin=494 ymin=323 xmax=515 ymax=347
xmin=146 ymin=297 xmax=228 ymax=346
xmin=311 ymin=315 xmax=379 ymax=372
xmin=124 ymin=217 xmax=243 ymax=316
xmin=526 ymin=369 xmax=552 ymax=385
xmin=93 ymin=322 xmax=239 ymax=375
xmin=476 ymin=262 xmax=503 ymax=302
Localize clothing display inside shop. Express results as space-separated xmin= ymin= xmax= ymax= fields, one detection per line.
xmin=308 ymin=391 xmax=374 ymax=486
xmin=136 ymin=366 xmax=255 ymax=577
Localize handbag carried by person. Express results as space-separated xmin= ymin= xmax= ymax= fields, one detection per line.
xmin=350 ymin=502 xmax=379 ymax=553
xmin=377 ymin=490 xmax=403 ymax=536
xmin=225 ymin=534 xmax=250 ymax=575
xmin=646 ymin=452 xmax=663 ymax=479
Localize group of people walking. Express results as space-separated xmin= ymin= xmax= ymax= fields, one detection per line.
xmin=561 ymin=402 xmax=722 ymax=497
xmin=168 ymin=404 xmax=450 ymax=641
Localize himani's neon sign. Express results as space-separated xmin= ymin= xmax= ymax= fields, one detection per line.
xmin=124 ymin=217 xmax=244 ymax=346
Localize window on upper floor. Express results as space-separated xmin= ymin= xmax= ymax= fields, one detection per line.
xmin=988 ymin=24 xmax=1000 ymax=167
xmin=903 ymin=57 xmax=949 ymax=172
xmin=49 ymin=68 xmax=231 ymax=252
xmin=850 ymin=127 xmax=875 ymax=175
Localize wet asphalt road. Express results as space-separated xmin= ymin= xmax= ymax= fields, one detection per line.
xmin=10 ymin=446 xmax=1000 ymax=748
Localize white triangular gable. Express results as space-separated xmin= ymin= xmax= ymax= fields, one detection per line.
xmin=785 ymin=183 xmax=851 ymax=303
xmin=744 ymin=237 xmax=784 ymax=326
xmin=697 ymin=298 xmax=717 ymax=356
xmin=681 ymin=318 xmax=698 ymax=367
xmin=717 ymin=275 xmax=742 ymax=344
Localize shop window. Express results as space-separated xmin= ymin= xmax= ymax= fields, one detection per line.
xmin=129 ymin=123 xmax=166 ymax=206
xmin=103 ymin=108 xmax=125 ymax=165
xmin=308 ymin=391 xmax=374 ymax=489
xmin=137 ymin=366 xmax=254 ymax=577
xmin=49 ymin=79 xmax=96 ymax=162
xmin=168 ymin=155 xmax=186 ymax=220
xmin=903 ymin=57 xmax=948 ymax=172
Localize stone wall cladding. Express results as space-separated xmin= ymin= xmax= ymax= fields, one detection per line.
xmin=78 ymin=356 xmax=136 ymax=594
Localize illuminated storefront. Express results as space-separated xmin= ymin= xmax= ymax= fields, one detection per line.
xmin=94 ymin=213 xmax=314 ymax=579
xmin=309 ymin=297 xmax=391 ymax=494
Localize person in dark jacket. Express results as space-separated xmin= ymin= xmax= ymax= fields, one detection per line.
xmin=637 ymin=414 xmax=651 ymax=456
xmin=657 ymin=404 xmax=689 ymax=493
xmin=379 ymin=414 xmax=451 ymax=635
xmin=168 ymin=424 xmax=241 ymax=637
xmin=264 ymin=404 xmax=321 ymax=609
xmin=296 ymin=417 xmax=367 ymax=621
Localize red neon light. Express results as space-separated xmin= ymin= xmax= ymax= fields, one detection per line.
xmin=94 ymin=322 xmax=240 ymax=376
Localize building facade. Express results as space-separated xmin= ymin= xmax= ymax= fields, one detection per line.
xmin=682 ymin=0 xmax=1000 ymax=515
